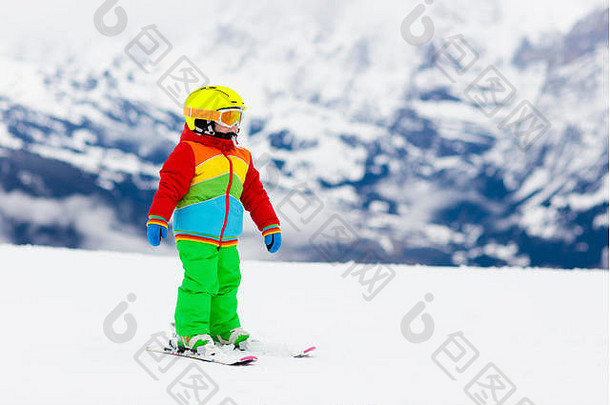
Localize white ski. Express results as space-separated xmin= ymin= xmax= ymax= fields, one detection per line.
xmin=166 ymin=323 xmax=316 ymax=359
xmin=146 ymin=344 xmax=257 ymax=366
xmin=235 ymin=339 xmax=317 ymax=358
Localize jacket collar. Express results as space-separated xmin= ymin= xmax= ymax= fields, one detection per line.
xmin=179 ymin=124 xmax=235 ymax=153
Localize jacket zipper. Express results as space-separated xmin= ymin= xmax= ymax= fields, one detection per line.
xmin=217 ymin=153 xmax=233 ymax=250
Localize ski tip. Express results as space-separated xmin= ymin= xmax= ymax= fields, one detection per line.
xmin=293 ymin=346 xmax=317 ymax=357
xmin=303 ymin=346 xmax=317 ymax=354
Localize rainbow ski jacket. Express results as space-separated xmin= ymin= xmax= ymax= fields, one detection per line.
xmin=147 ymin=124 xmax=281 ymax=247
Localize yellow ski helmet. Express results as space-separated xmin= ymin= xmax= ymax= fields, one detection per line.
xmin=183 ymin=85 xmax=247 ymax=131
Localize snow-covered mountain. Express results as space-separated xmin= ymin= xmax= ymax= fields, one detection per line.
xmin=0 ymin=1 xmax=607 ymax=267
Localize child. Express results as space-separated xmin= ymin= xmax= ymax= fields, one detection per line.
xmin=146 ymin=85 xmax=281 ymax=354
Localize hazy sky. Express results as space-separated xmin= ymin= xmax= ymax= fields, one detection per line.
xmin=1 ymin=0 xmax=605 ymax=49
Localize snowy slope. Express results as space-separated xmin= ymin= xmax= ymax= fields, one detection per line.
xmin=0 ymin=0 xmax=607 ymax=268
xmin=0 ymin=244 xmax=606 ymax=404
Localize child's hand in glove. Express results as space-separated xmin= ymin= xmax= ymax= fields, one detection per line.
xmin=264 ymin=233 xmax=281 ymax=254
xmin=147 ymin=224 xmax=167 ymax=246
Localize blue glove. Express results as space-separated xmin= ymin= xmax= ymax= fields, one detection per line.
xmin=147 ymin=224 xmax=167 ymax=246
xmin=264 ymin=233 xmax=281 ymax=254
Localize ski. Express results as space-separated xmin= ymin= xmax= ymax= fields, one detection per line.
xmin=146 ymin=345 xmax=257 ymax=366
xmin=235 ymin=339 xmax=317 ymax=358
xmin=166 ymin=323 xmax=316 ymax=359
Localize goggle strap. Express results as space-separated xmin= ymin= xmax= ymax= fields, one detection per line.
xmin=184 ymin=107 xmax=221 ymax=121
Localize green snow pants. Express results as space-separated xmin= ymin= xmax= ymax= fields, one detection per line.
xmin=174 ymin=241 xmax=242 ymax=337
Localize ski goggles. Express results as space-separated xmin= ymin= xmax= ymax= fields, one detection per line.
xmin=184 ymin=107 xmax=244 ymax=128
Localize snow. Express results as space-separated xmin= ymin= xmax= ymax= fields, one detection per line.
xmin=0 ymin=124 xmax=23 ymax=150
xmin=0 ymin=244 xmax=606 ymax=404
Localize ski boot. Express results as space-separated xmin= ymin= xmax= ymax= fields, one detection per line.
xmin=176 ymin=334 xmax=217 ymax=355
xmin=215 ymin=327 xmax=250 ymax=348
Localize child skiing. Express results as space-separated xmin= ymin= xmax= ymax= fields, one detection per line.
xmin=146 ymin=85 xmax=282 ymax=355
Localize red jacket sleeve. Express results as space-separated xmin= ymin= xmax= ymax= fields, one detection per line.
xmin=240 ymin=157 xmax=281 ymax=237
xmin=146 ymin=142 xmax=195 ymax=228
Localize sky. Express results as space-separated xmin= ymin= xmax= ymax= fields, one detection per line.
xmin=0 ymin=0 xmax=606 ymax=60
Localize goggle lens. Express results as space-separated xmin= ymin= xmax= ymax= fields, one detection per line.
xmin=219 ymin=109 xmax=242 ymax=127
